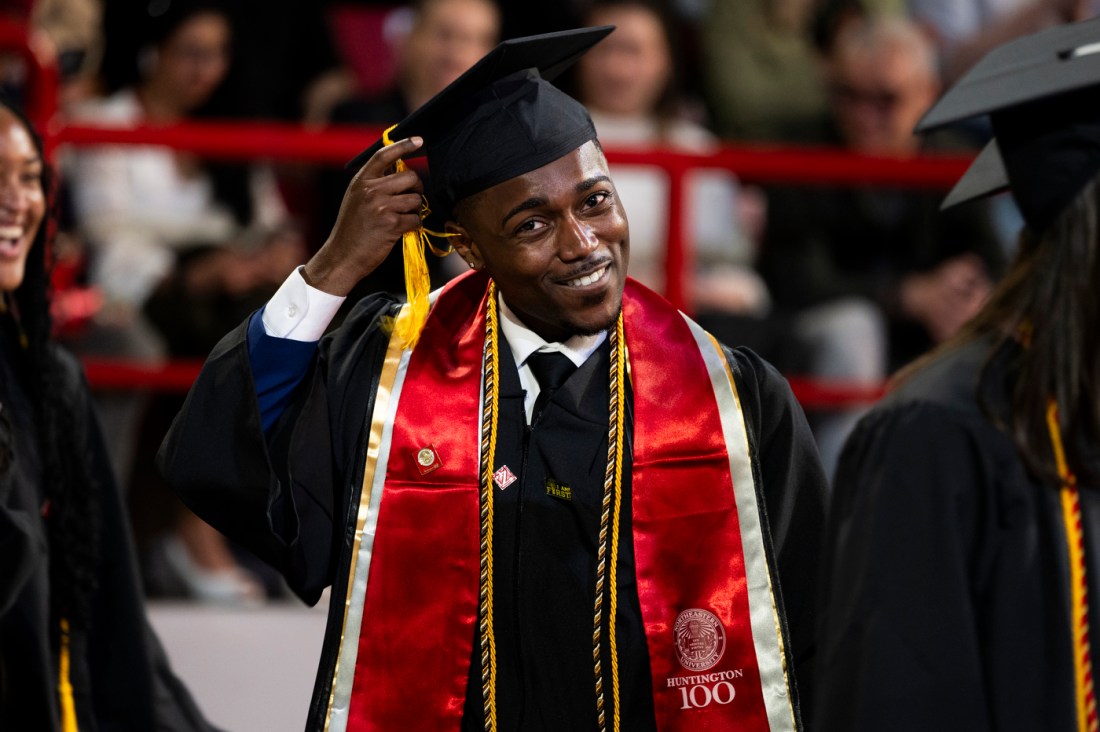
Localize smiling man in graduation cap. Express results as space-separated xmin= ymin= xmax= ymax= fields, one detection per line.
xmin=814 ymin=15 xmax=1100 ymax=732
xmin=158 ymin=27 xmax=827 ymax=732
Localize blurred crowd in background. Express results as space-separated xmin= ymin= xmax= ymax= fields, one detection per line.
xmin=0 ymin=0 xmax=1095 ymax=606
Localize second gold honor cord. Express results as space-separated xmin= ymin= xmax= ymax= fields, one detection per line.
xmin=478 ymin=284 xmax=625 ymax=731
xmin=1048 ymin=400 xmax=1099 ymax=732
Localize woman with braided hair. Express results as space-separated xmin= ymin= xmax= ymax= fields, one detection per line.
xmin=0 ymin=98 xmax=216 ymax=731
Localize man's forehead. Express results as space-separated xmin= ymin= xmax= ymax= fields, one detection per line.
xmin=463 ymin=142 xmax=610 ymax=212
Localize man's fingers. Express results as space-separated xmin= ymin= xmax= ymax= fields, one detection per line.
xmin=362 ymin=136 xmax=424 ymax=175
xmin=389 ymin=192 xmax=427 ymax=216
xmin=361 ymin=168 xmax=424 ymax=196
xmin=394 ymin=211 xmax=424 ymax=233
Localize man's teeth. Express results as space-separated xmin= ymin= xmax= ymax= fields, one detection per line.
xmin=565 ymin=267 xmax=606 ymax=287
xmin=0 ymin=227 xmax=22 ymax=239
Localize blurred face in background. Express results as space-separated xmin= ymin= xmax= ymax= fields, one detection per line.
xmin=400 ymin=0 xmax=500 ymax=109
xmin=577 ymin=3 xmax=672 ymax=117
xmin=0 ymin=108 xmax=45 ymax=293
xmin=145 ymin=10 xmax=232 ymax=112
xmin=827 ymin=21 xmax=940 ymax=155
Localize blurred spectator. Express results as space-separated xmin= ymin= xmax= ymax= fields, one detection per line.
xmin=697 ymin=0 xmax=906 ymax=143
xmin=0 ymin=0 xmax=103 ymax=115
xmin=59 ymin=0 xmax=304 ymax=604
xmin=223 ymin=0 xmax=355 ymax=125
xmin=757 ymin=15 xmax=1006 ymax=479
xmin=573 ymin=0 xmax=805 ymax=369
xmin=318 ymin=0 xmax=500 ymax=308
xmin=29 ymin=0 xmax=104 ymax=111
xmin=908 ymin=0 xmax=1098 ymax=84
xmin=100 ymin=0 xmax=350 ymax=123
xmin=699 ymin=0 xmax=829 ymax=142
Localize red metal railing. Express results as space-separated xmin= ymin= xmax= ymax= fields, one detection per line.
xmin=54 ymin=121 xmax=971 ymax=314
xmin=5 ymin=19 xmax=961 ymax=408
xmin=80 ymin=357 xmax=889 ymax=406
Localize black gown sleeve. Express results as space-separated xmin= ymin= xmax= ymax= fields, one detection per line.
xmin=724 ymin=346 xmax=829 ymax=723
xmin=812 ymin=400 xmax=998 ymax=731
xmin=0 ymin=476 xmax=39 ymax=618
xmin=157 ymin=296 xmax=399 ymax=604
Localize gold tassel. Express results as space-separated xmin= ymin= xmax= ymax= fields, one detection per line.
xmin=381 ymin=125 xmax=456 ymax=350
xmin=59 ymin=618 xmax=78 ymax=731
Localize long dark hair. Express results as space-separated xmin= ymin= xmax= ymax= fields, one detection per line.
xmin=898 ymin=176 xmax=1100 ymax=484
xmin=3 ymin=99 xmax=101 ymax=632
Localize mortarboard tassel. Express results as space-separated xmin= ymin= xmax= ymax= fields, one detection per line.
xmin=382 ymin=126 xmax=455 ymax=350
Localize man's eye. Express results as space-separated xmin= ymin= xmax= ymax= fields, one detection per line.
xmin=516 ymin=219 xmax=545 ymax=233
xmin=585 ymin=192 xmax=610 ymax=208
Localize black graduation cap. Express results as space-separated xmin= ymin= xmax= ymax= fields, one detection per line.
xmin=346 ymin=26 xmax=614 ymax=223
xmin=916 ymin=16 xmax=1100 ymax=233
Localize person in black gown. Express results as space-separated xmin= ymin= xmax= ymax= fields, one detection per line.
xmin=159 ymin=28 xmax=828 ymax=731
xmin=0 ymin=98 xmax=217 ymax=731
xmin=814 ymin=16 xmax=1100 ymax=731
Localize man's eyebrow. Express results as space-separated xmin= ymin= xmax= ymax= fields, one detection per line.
xmin=502 ymin=197 xmax=547 ymax=228
xmin=499 ymin=175 xmax=612 ymax=227
xmin=576 ymin=175 xmax=611 ymax=193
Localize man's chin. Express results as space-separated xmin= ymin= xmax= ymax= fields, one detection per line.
xmin=568 ymin=305 xmax=623 ymax=338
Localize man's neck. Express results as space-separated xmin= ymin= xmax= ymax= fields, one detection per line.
xmin=498 ymin=295 xmax=606 ymax=369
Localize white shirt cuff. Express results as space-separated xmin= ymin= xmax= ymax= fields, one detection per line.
xmin=260 ymin=266 xmax=346 ymax=341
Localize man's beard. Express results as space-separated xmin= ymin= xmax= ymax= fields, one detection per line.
xmin=566 ymin=302 xmax=623 ymax=338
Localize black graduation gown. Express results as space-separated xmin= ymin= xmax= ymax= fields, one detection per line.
xmin=0 ymin=327 xmax=217 ymax=731
xmin=814 ymin=337 xmax=1099 ymax=731
xmin=158 ymin=292 xmax=828 ymax=730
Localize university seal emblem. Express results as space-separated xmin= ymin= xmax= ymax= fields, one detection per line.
xmin=673 ymin=608 xmax=726 ymax=672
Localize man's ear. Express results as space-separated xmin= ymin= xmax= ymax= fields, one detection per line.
xmin=446 ymin=220 xmax=482 ymax=270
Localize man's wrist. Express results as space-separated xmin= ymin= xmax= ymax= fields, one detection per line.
xmin=262 ymin=266 xmax=346 ymax=341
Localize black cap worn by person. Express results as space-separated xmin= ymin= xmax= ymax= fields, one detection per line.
xmin=347 ymin=25 xmax=614 ymax=224
xmin=343 ymin=26 xmax=614 ymax=349
xmin=916 ymin=15 xmax=1100 ymax=233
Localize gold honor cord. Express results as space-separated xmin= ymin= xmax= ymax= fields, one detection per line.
xmin=478 ymin=288 xmax=626 ymax=731
xmin=592 ymin=313 xmax=626 ymax=732
xmin=1047 ymin=400 xmax=1099 ymax=732
xmin=59 ymin=618 xmax=77 ymax=731
xmin=380 ymin=125 xmax=456 ymax=349
xmin=479 ymin=282 xmax=501 ymax=731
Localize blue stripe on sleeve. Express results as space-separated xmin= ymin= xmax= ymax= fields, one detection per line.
xmin=248 ymin=308 xmax=320 ymax=433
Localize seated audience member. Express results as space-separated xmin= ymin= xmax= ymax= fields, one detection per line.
xmin=758 ymin=15 xmax=1006 ymax=479
xmin=908 ymin=0 xmax=1097 ymax=84
xmin=698 ymin=0 xmax=829 ymax=143
xmin=697 ymin=0 xmax=905 ymax=143
xmin=815 ymin=16 xmax=1100 ymax=730
xmin=0 ymin=95 xmax=217 ymax=732
xmin=318 ymin=0 xmax=501 ymax=308
xmin=573 ymin=0 xmax=804 ymax=370
xmin=60 ymin=0 xmax=302 ymax=604
xmin=29 ymin=0 xmax=105 ymax=113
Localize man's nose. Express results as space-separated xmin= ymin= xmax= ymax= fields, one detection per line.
xmin=559 ymin=216 xmax=598 ymax=260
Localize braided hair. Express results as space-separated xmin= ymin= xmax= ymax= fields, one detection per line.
xmin=2 ymin=98 xmax=101 ymax=633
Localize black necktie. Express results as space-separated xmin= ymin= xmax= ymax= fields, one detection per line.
xmin=527 ymin=351 xmax=576 ymax=422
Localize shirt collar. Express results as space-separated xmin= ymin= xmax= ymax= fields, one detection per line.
xmin=498 ymin=294 xmax=606 ymax=369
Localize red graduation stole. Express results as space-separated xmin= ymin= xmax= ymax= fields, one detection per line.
xmin=324 ymin=272 xmax=796 ymax=731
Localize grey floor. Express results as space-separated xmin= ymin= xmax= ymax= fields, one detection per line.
xmin=148 ymin=593 xmax=331 ymax=732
